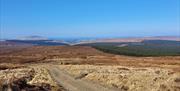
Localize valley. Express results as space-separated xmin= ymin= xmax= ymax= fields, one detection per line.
xmin=0 ymin=44 xmax=180 ymax=91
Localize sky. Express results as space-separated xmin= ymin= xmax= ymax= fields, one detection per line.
xmin=0 ymin=0 xmax=180 ymax=39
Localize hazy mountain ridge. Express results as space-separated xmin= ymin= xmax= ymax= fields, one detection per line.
xmin=1 ymin=36 xmax=179 ymax=46
xmin=75 ymin=36 xmax=180 ymax=45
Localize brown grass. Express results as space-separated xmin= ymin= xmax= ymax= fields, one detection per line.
xmin=0 ymin=46 xmax=180 ymax=71
xmin=0 ymin=63 xmax=25 ymax=70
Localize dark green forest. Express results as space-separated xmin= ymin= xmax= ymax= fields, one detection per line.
xmin=80 ymin=40 xmax=180 ymax=57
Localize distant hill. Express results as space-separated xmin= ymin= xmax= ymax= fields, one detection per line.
xmin=1 ymin=36 xmax=69 ymax=46
xmin=80 ymin=40 xmax=180 ymax=56
xmin=74 ymin=36 xmax=180 ymax=45
xmin=16 ymin=36 xmax=48 ymax=40
xmin=5 ymin=40 xmax=68 ymax=46
xmin=0 ymin=41 xmax=33 ymax=47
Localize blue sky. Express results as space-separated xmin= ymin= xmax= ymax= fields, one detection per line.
xmin=0 ymin=0 xmax=180 ymax=39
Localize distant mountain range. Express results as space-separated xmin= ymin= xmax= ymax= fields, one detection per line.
xmin=0 ymin=36 xmax=68 ymax=46
xmin=0 ymin=36 xmax=179 ymax=46
xmin=74 ymin=36 xmax=180 ymax=45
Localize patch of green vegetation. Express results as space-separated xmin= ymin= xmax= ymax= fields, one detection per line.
xmin=90 ymin=40 xmax=180 ymax=57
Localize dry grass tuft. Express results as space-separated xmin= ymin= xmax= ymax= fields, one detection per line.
xmin=59 ymin=65 xmax=180 ymax=91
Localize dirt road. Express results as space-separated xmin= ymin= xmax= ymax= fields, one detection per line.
xmin=46 ymin=65 xmax=119 ymax=91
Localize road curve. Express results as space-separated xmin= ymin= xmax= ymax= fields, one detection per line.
xmin=46 ymin=65 xmax=119 ymax=91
